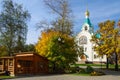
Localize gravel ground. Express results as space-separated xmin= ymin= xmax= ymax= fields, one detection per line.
xmin=2 ymin=70 xmax=120 ymax=80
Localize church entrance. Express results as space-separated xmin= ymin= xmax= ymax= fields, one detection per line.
xmin=80 ymin=54 xmax=87 ymax=61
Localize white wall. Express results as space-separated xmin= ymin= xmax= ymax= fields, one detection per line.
xmin=76 ymin=30 xmax=106 ymax=62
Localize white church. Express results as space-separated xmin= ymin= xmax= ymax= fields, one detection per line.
xmin=76 ymin=10 xmax=106 ymax=63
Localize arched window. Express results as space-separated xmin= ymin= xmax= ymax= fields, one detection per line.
xmin=79 ymin=36 xmax=87 ymax=44
xmin=85 ymin=26 xmax=88 ymax=30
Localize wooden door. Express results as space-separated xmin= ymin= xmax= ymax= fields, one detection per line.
xmin=4 ymin=59 xmax=8 ymax=71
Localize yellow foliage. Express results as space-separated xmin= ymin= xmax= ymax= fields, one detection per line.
xmin=92 ymin=20 xmax=120 ymax=56
xmin=35 ymin=30 xmax=77 ymax=63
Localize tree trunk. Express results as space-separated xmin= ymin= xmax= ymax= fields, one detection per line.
xmin=115 ymin=52 xmax=118 ymax=71
xmin=53 ymin=62 xmax=56 ymax=72
xmin=106 ymin=57 xmax=109 ymax=69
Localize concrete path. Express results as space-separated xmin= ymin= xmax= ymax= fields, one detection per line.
xmin=2 ymin=70 xmax=120 ymax=80
xmin=5 ymin=74 xmax=120 ymax=80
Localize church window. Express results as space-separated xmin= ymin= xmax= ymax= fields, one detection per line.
xmin=85 ymin=26 xmax=88 ymax=30
xmin=85 ymin=47 xmax=87 ymax=52
xmin=101 ymin=56 xmax=103 ymax=59
xmin=94 ymin=54 xmax=99 ymax=59
xmin=94 ymin=54 xmax=97 ymax=59
xmin=79 ymin=36 xmax=87 ymax=44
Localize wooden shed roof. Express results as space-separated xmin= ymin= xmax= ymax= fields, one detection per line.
xmin=0 ymin=52 xmax=48 ymax=61
xmin=15 ymin=52 xmax=48 ymax=61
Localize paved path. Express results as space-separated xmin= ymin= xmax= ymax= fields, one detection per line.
xmin=5 ymin=74 xmax=120 ymax=80
xmin=3 ymin=70 xmax=120 ymax=80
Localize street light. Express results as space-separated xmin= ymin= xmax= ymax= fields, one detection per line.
xmin=58 ymin=37 xmax=65 ymax=43
xmin=58 ymin=37 xmax=61 ymax=41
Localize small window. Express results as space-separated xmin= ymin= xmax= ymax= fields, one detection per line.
xmin=25 ymin=61 xmax=32 ymax=67
xmin=0 ymin=59 xmax=2 ymax=65
xmin=9 ymin=59 xmax=13 ymax=66
xmin=94 ymin=54 xmax=97 ymax=59
xmin=17 ymin=60 xmax=32 ymax=67
xmin=101 ymin=56 xmax=103 ymax=59
xmin=84 ymin=47 xmax=87 ymax=52
xmin=85 ymin=26 xmax=88 ymax=30
xmin=38 ymin=62 xmax=45 ymax=71
xmin=5 ymin=60 xmax=8 ymax=66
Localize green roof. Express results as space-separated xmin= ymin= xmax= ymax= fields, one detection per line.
xmin=84 ymin=18 xmax=92 ymax=27
xmin=96 ymin=33 xmax=101 ymax=39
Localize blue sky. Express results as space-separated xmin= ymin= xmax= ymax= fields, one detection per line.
xmin=0 ymin=0 xmax=120 ymax=44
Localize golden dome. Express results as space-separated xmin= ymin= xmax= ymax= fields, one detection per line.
xmin=85 ymin=9 xmax=89 ymax=17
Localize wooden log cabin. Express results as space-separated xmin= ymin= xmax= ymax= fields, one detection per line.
xmin=0 ymin=52 xmax=49 ymax=76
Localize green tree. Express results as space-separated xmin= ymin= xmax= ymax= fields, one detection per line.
xmin=35 ymin=30 xmax=77 ymax=72
xmin=24 ymin=44 xmax=35 ymax=52
xmin=38 ymin=0 xmax=73 ymax=35
xmin=0 ymin=46 xmax=7 ymax=57
xmin=92 ymin=20 xmax=120 ymax=71
xmin=0 ymin=0 xmax=30 ymax=56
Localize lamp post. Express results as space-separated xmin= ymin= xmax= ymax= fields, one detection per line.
xmin=58 ymin=37 xmax=65 ymax=43
xmin=58 ymin=37 xmax=61 ymax=42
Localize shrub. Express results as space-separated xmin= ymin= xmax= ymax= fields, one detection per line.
xmin=71 ymin=67 xmax=80 ymax=73
xmin=78 ymin=68 xmax=86 ymax=73
xmin=5 ymin=71 xmax=10 ymax=76
xmin=85 ymin=66 xmax=94 ymax=73
xmin=65 ymin=67 xmax=81 ymax=73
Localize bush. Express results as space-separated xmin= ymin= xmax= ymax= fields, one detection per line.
xmin=78 ymin=68 xmax=86 ymax=73
xmin=85 ymin=66 xmax=94 ymax=73
xmin=5 ymin=71 xmax=10 ymax=76
xmin=70 ymin=67 xmax=78 ymax=73
xmin=0 ymin=71 xmax=10 ymax=76
xmin=65 ymin=67 xmax=81 ymax=73
xmin=66 ymin=66 xmax=94 ymax=74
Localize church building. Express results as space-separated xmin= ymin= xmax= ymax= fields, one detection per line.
xmin=76 ymin=9 xmax=106 ymax=63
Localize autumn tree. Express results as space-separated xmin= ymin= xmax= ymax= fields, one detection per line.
xmin=0 ymin=0 xmax=30 ymax=56
xmin=92 ymin=20 xmax=120 ymax=71
xmin=37 ymin=0 xmax=73 ymax=35
xmin=35 ymin=30 xmax=77 ymax=72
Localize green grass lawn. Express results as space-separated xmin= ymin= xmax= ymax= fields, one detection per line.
xmin=72 ymin=73 xmax=90 ymax=76
xmin=0 ymin=76 xmax=15 ymax=79
xmin=74 ymin=63 xmax=105 ymax=67
xmin=72 ymin=63 xmax=120 ymax=69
